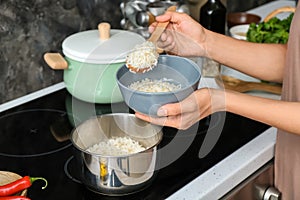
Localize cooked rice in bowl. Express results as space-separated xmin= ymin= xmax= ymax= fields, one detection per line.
xmin=128 ymin=78 xmax=181 ymax=93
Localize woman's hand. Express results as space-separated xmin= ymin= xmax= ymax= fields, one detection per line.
xmin=135 ymin=88 xmax=226 ymax=130
xmin=149 ymin=11 xmax=207 ymax=57
xmin=151 ymin=11 xmax=286 ymax=82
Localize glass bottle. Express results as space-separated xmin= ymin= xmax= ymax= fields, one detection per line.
xmin=199 ymin=0 xmax=226 ymax=77
xmin=200 ymin=0 xmax=226 ymax=34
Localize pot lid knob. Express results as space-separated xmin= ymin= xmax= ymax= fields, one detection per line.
xmin=98 ymin=22 xmax=111 ymax=40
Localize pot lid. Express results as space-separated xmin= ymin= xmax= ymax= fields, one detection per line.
xmin=62 ymin=23 xmax=145 ymax=64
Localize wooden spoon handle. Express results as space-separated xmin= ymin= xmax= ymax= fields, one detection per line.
xmin=215 ymin=75 xmax=282 ymax=95
xmin=248 ymin=82 xmax=282 ymax=95
xmin=147 ymin=5 xmax=177 ymax=43
xmin=264 ymin=6 xmax=296 ymax=22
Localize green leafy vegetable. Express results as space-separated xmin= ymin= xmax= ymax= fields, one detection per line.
xmin=246 ymin=13 xmax=294 ymax=44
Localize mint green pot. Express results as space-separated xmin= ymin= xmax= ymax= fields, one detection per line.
xmin=63 ymin=57 xmax=124 ymax=103
xmin=60 ymin=27 xmax=145 ymax=104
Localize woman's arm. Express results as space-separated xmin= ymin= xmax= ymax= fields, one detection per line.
xmin=204 ymin=30 xmax=287 ymax=83
xmin=140 ymin=12 xmax=294 ymax=132
xmin=225 ymin=90 xmax=300 ymax=135
xmin=136 ymin=88 xmax=300 ymax=135
xmin=152 ymin=12 xmax=287 ymax=83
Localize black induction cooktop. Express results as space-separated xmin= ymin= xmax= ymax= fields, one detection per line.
xmin=0 ymin=88 xmax=269 ymax=200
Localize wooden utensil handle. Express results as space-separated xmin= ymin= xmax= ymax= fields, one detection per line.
xmin=264 ymin=6 xmax=296 ymax=22
xmin=148 ymin=11 xmax=156 ymax=26
xmin=148 ymin=5 xmax=177 ymax=43
xmin=249 ymin=82 xmax=282 ymax=95
xmin=43 ymin=53 xmax=68 ymax=70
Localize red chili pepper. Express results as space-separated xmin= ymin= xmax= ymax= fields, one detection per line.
xmin=0 ymin=196 xmax=31 ymax=200
xmin=0 ymin=176 xmax=47 ymax=197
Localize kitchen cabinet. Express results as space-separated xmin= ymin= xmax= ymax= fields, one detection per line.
xmin=222 ymin=161 xmax=278 ymax=200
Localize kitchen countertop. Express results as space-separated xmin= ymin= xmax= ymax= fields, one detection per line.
xmin=166 ymin=77 xmax=278 ymax=200
xmin=168 ymin=1 xmax=295 ymax=199
xmin=0 ymin=1 xmax=294 ymax=199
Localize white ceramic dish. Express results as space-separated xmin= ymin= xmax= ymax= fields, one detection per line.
xmin=229 ymin=24 xmax=250 ymax=40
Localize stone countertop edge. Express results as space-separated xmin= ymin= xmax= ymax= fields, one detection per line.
xmin=0 ymin=82 xmax=65 ymax=113
xmin=167 ymin=127 xmax=277 ymax=200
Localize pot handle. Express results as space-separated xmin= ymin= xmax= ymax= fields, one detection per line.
xmin=112 ymin=152 xmax=156 ymax=186
xmin=43 ymin=52 xmax=68 ymax=70
xmin=98 ymin=22 xmax=111 ymax=40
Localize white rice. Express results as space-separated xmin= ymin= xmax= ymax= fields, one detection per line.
xmin=126 ymin=41 xmax=159 ymax=72
xmin=86 ymin=136 xmax=146 ymax=156
xmin=129 ymin=78 xmax=181 ymax=93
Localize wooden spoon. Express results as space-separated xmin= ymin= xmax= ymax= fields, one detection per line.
xmin=215 ymin=75 xmax=282 ymax=95
xmin=147 ymin=5 xmax=177 ymax=43
xmin=126 ymin=5 xmax=177 ymax=73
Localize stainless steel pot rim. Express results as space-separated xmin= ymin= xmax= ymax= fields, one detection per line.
xmin=70 ymin=113 xmax=163 ymax=158
xmin=72 ymin=144 xmax=157 ymax=158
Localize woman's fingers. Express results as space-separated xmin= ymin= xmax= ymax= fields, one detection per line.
xmin=135 ymin=112 xmax=181 ymax=128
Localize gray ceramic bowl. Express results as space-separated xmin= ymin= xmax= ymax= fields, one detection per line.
xmin=116 ymin=55 xmax=201 ymax=115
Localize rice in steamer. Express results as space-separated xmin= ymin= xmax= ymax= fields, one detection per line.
xmin=70 ymin=113 xmax=163 ymax=195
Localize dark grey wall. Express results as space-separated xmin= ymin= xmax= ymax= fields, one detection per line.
xmin=0 ymin=0 xmax=275 ymax=104
xmin=0 ymin=0 xmax=122 ymax=104
xmin=227 ymin=0 xmax=274 ymax=12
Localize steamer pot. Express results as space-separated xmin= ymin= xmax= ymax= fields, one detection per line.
xmin=44 ymin=23 xmax=145 ymax=103
xmin=70 ymin=113 xmax=163 ymax=195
